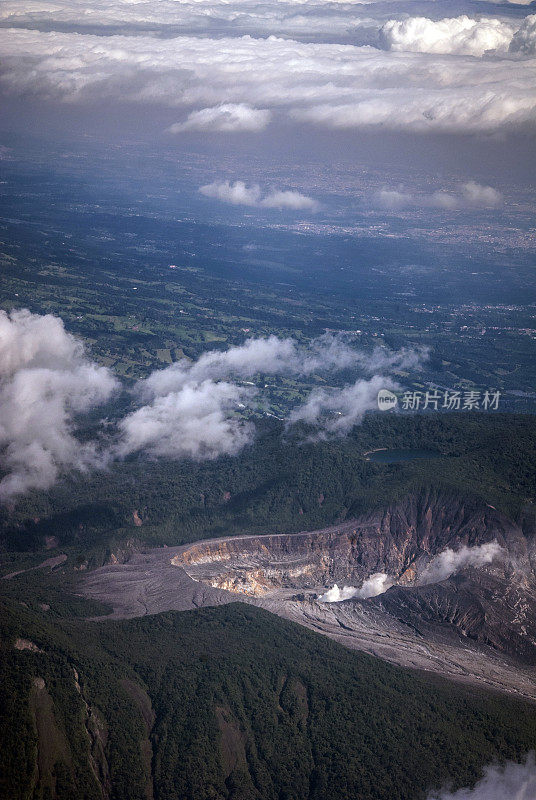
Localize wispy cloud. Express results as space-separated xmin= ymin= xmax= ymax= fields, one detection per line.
xmin=373 ymin=182 xmax=503 ymax=212
xmin=136 ymin=333 xmax=386 ymax=398
xmin=122 ymin=336 xmax=428 ymax=456
xmin=287 ymin=345 xmax=428 ymax=436
xmin=168 ymin=104 xmax=271 ymax=133
xmin=288 ymin=375 xmax=399 ymax=436
xmin=0 ymin=313 xmax=428 ymax=500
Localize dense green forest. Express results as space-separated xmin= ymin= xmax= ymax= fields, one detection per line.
xmin=2 ymin=596 xmax=536 ymax=800
xmin=2 ymin=412 xmax=535 ymax=562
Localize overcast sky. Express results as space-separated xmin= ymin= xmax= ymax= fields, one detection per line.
xmin=0 ymin=0 xmax=534 ymax=179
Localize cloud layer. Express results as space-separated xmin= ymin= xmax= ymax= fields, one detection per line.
xmin=0 ymin=14 xmax=534 ymax=135
xmin=0 ymin=310 xmax=118 ymax=501
xmin=427 ymin=753 xmax=536 ymax=800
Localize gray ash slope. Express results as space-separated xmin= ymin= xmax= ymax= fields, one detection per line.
xmin=82 ymin=490 xmax=536 ymax=700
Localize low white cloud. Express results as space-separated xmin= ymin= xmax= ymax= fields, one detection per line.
xmin=427 ymin=752 xmax=536 ymax=800
xmin=121 ymin=335 xmax=424 ymax=459
xmin=288 ymin=375 xmax=399 ymax=435
xmin=260 ymin=190 xmax=319 ymax=211
xmin=118 ymin=333 xmax=361 ymax=459
xmin=117 ymin=379 xmax=254 ymax=460
xmin=200 ymin=180 xmax=263 ymax=206
xmin=0 ymin=309 xmax=118 ymax=501
xmin=199 ymin=180 xmax=319 ymax=211
xmin=168 ymin=103 xmax=271 ymax=133
xmin=380 ymin=15 xmax=516 ymax=56
xmin=461 ymin=181 xmax=503 ymax=207
xmin=374 ymin=182 xmax=503 ymax=211
xmin=319 ymin=572 xmax=392 ymax=602
xmin=359 ymin=345 xmax=429 ymax=372
xmin=0 ymin=318 xmax=427 ymax=498
xmin=419 ymin=541 xmax=504 ymax=584
xmin=374 ymin=189 xmax=416 ymax=211
xmin=287 ymin=344 xmax=427 ymax=435
xmin=138 ymin=334 xmax=370 ymax=400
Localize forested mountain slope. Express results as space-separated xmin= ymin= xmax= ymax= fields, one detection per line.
xmin=2 ymin=598 xmax=536 ymax=800
xmin=2 ymin=413 xmax=535 ymax=560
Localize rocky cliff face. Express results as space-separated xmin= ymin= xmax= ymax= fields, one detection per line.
xmin=375 ymin=566 xmax=536 ymax=663
xmin=173 ymin=490 xmax=536 ymax=678
xmin=175 ymin=490 xmax=523 ymax=596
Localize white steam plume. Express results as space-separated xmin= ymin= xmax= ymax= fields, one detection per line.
xmin=427 ymin=752 xmax=536 ymax=800
xmin=419 ymin=541 xmax=504 ymax=584
xmin=0 ymin=309 xmax=118 ymax=501
xmin=319 ymin=572 xmax=392 ymax=602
